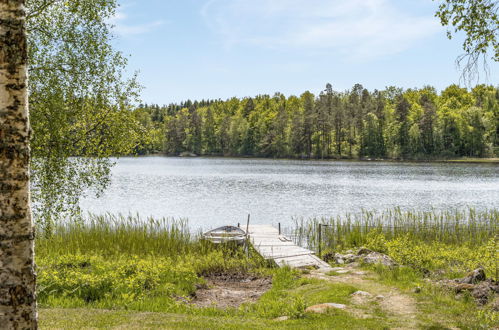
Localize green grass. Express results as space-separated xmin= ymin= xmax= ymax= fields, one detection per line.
xmin=36 ymin=214 xmax=269 ymax=314
xmin=38 ymin=308 xmax=390 ymax=329
xmin=38 ymin=269 xmax=392 ymax=329
xmin=363 ymin=264 xmax=499 ymax=328
xmin=35 ymin=214 xmax=393 ymax=328
xmin=293 ymin=208 xmax=497 ymax=248
xmin=37 ymin=214 xmax=195 ymax=257
xmin=292 ymin=208 xmax=499 ymax=279
xmin=36 ymin=211 xmax=499 ymax=329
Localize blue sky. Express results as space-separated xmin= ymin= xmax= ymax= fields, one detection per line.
xmin=110 ymin=0 xmax=499 ymax=104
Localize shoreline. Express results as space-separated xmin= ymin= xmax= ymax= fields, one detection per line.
xmin=123 ymin=153 xmax=499 ymax=164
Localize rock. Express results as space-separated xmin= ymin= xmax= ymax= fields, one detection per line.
xmin=343 ymin=253 xmax=359 ymax=263
xmin=439 ymin=276 xmax=499 ymax=306
xmin=352 ymin=291 xmax=372 ymax=297
xmin=322 ymin=252 xmax=335 ymax=262
xmin=352 ymin=271 xmax=367 ymax=276
xmin=305 ymin=303 xmax=347 ymax=313
xmin=375 ymin=295 xmax=385 ymax=300
xmin=273 ymin=316 xmax=289 ymax=321
xmin=458 ymin=268 xmax=486 ymax=284
xmin=453 ymin=283 xmax=475 ymax=292
xmin=357 ymin=247 xmax=373 ymax=256
xmin=472 ymin=281 xmax=495 ymax=306
xmin=360 ymin=252 xmax=397 ymax=267
xmin=331 ymin=252 xmax=360 ymax=264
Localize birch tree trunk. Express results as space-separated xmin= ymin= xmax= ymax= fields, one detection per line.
xmin=0 ymin=0 xmax=37 ymax=328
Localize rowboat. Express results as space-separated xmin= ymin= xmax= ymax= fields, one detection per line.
xmin=202 ymin=225 xmax=247 ymax=245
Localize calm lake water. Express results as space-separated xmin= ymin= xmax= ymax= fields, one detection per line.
xmin=80 ymin=157 xmax=499 ymax=230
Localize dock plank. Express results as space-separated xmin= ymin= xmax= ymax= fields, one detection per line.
xmin=247 ymin=225 xmax=331 ymax=270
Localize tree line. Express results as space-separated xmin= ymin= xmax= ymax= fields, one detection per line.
xmin=133 ymin=84 xmax=499 ymax=160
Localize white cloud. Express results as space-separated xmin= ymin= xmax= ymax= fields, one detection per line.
xmin=201 ymin=0 xmax=441 ymax=60
xmin=109 ymin=5 xmax=165 ymax=37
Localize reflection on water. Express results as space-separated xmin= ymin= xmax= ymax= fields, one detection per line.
xmin=80 ymin=157 xmax=499 ymax=230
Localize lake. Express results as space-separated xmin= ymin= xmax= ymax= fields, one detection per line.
xmin=80 ymin=157 xmax=499 ymax=230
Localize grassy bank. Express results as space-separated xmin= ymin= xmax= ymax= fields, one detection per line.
xmin=36 ymin=216 xmax=391 ymax=328
xmin=36 ymin=214 xmax=268 ymax=313
xmin=36 ymin=211 xmax=499 ymax=328
xmin=293 ymin=208 xmax=498 ymax=279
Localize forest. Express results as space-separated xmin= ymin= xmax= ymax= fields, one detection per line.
xmin=133 ymin=83 xmax=499 ymax=160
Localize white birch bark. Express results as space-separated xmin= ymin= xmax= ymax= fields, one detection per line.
xmin=0 ymin=0 xmax=37 ymax=328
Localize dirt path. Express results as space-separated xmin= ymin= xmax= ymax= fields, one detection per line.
xmin=308 ymin=265 xmax=419 ymax=329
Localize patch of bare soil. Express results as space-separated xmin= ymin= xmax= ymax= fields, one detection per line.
xmin=192 ymin=273 xmax=272 ymax=309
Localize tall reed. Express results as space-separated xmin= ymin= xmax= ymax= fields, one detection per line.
xmin=291 ymin=208 xmax=498 ymax=251
xmin=36 ymin=213 xmax=201 ymax=258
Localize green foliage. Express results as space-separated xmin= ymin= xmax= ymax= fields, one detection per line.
xmin=434 ymin=0 xmax=499 ymax=79
xmin=382 ymin=234 xmax=497 ymax=277
xmin=242 ymin=268 xmax=306 ymax=319
xmin=364 ymin=230 xmax=388 ymax=254
xmin=135 ymin=84 xmax=499 ymax=161
xmin=37 ymin=254 xmax=200 ymax=305
xmin=26 ymin=0 xmax=142 ymax=228
xmin=36 ymin=214 xmax=269 ymax=311
xmin=294 ymin=208 xmax=498 ymax=279
xmin=36 ymin=214 xmax=193 ymax=256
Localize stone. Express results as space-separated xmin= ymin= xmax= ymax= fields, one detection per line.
xmin=352 ymin=271 xmax=367 ymax=276
xmin=472 ymin=281 xmax=495 ymax=306
xmin=343 ymin=254 xmax=359 ymax=263
xmin=352 ymin=291 xmax=372 ymax=297
xmin=458 ymin=268 xmax=486 ymax=284
xmin=454 ymin=283 xmax=476 ymax=292
xmin=375 ymin=295 xmax=385 ymax=300
xmin=439 ymin=276 xmax=499 ymax=306
xmin=322 ymin=252 xmax=335 ymax=262
xmin=305 ymin=303 xmax=347 ymax=313
xmin=273 ymin=316 xmax=289 ymax=321
xmin=357 ymin=247 xmax=373 ymax=256
xmin=360 ymin=252 xmax=397 ymax=267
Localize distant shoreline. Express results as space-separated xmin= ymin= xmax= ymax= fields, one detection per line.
xmin=128 ymin=153 xmax=499 ymax=164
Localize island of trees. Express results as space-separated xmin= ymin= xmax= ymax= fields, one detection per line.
xmin=133 ymin=83 xmax=499 ymax=160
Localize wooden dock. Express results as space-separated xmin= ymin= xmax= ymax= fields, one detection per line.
xmin=247 ymin=224 xmax=331 ymax=270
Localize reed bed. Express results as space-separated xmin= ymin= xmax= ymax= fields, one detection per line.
xmin=292 ymin=208 xmax=498 ymax=251
xmin=36 ymin=213 xmax=210 ymax=258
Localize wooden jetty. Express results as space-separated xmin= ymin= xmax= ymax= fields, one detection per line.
xmin=247 ymin=224 xmax=331 ymax=270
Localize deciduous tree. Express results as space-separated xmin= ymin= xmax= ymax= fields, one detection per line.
xmin=0 ymin=0 xmax=37 ymax=327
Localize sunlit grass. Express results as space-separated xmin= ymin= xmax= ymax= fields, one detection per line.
xmin=292 ymin=207 xmax=498 ymax=249
xmin=37 ymin=213 xmax=206 ymax=258
xmin=292 ymin=208 xmax=498 ymax=279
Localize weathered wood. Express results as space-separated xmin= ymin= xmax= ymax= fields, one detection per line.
xmin=248 ymin=225 xmax=331 ymax=270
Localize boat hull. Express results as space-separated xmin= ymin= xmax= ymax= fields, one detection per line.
xmin=202 ymin=225 xmax=246 ymax=245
